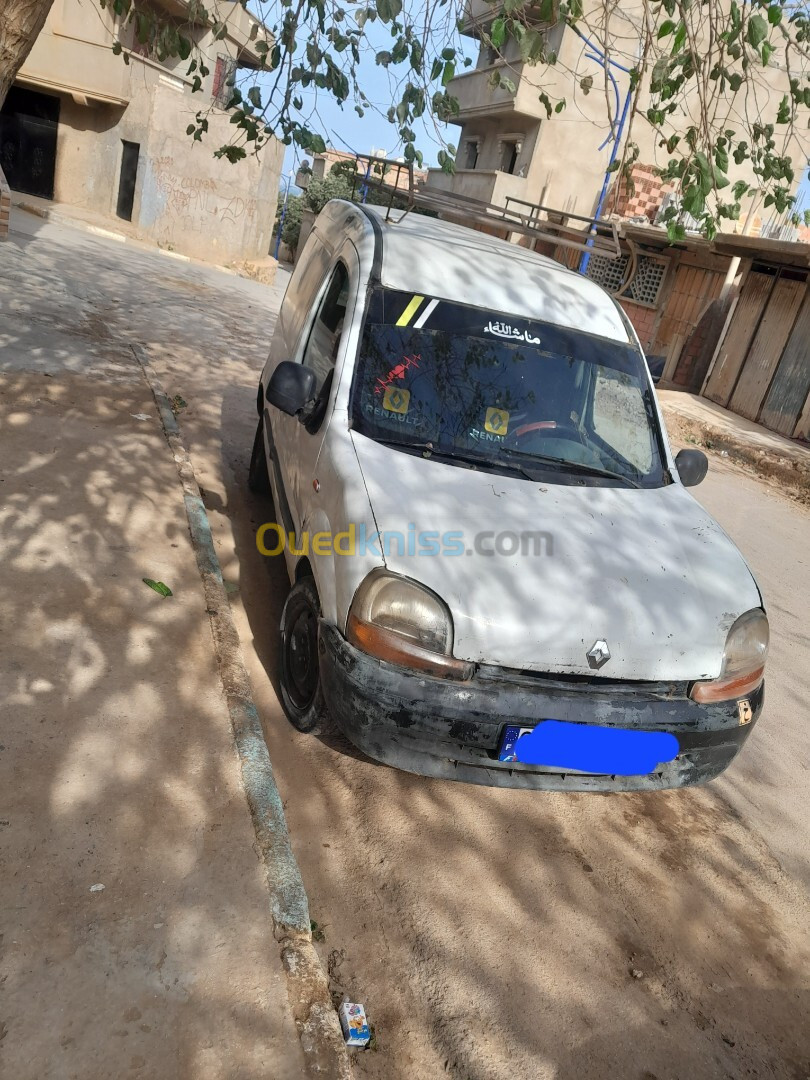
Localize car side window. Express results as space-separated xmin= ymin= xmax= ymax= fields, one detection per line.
xmin=301 ymin=262 xmax=349 ymax=395
xmin=283 ymin=235 xmax=332 ymax=350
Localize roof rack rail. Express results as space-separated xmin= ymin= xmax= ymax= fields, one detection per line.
xmin=346 ymin=152 xmax=621 ymax=260
xmin=412 ymin=188 xmax=621 ymax=260
xmin=349 ymin=154 xmax=415 ymax=220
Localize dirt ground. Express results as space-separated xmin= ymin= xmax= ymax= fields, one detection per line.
xmin=5 ymin=211 xmax=809 ymax=1079
xmin=0 ymin=216 xmax=305 ymax=1078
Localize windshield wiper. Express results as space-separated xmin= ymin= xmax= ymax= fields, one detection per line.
xmin=367 ymin=435 xmax=642 ymax=487
xmin=370 ymin=436 xmax=491 ymax=470
xmin=498 ymin=447 xmax=642 ymax=488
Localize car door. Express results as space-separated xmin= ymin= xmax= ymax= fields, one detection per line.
xmin=267 ymin=248 xmax=357 ymax=544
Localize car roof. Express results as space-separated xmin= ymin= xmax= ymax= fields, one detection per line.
xmin=358 ymin=203 xmax=631 ymax=344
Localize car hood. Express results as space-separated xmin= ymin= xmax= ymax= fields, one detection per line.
xmin=351 ymin=434 xmax=761 ymax=681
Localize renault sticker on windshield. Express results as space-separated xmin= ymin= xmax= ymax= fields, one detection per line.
xmin=484 ymin=407 xmax=509 ymax=435
xmin=382 ymin=387 xmax=410 ymax=414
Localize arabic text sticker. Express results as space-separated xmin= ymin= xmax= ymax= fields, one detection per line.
xmin=484 ymin=320 xmax=541 ymax=345
xmin=383 ymin=386 xmax=411 ymax=414
xmin=485 ymin=407 xmax=509 ymax=435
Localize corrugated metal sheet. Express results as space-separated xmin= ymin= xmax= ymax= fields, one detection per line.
xmin=652 ymin=263 xmax=724 ymax=357
xmin=759 ymin=286 xmax=810 ymax=435
xmin=729 ymin=275 xmax=806 ymax=421
xmin=704 ymin=271 xmax=775 ymax=406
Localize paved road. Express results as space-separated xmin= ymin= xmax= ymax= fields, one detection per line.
xmin=9 ymin=211 xmax=809 ymax=1080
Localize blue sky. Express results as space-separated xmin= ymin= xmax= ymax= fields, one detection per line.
xmin=255 ymin=17 xmax=468 ymax=181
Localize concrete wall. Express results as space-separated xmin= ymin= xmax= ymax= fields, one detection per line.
xmin=12 ymin=0 xmax=282 ymax=263
xmin=19 ymin=0 xmax=128 ymax=104
xmin=136 ymin=83 xmax=283 ymax=262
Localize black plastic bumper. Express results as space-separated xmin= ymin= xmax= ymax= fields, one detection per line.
xmin=318 ymin=621 xmax=762 ymax=791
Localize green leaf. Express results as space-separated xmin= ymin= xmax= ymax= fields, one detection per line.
xmin=747 ymin=14 xmax=768 ymax=48
xmin=732 ymin=180 xmax=749 ymax=200
xmin=177 ymin=34 xmax=191 ymax=60
xmin=430 ymin=58 xmax=442 ymax=80
xmin=761 ymin=41 xmax=774 ymax=65
xmin=441 ymin=60 xmax=455 ymax=86
xmin=767 ymin=4 xmax=782 ymax=25
xmin=490 ymin=17 xmax=506 ymax=48
xmin=657 ymin=19 xmax=675 ymax=38
xmin=650 ymin=57 xmax=669 ymax=89
xmin=776 ymin=94 xmax=790 ymax=123
xmin=143 ymin=578 xmax=173 ymax=597
xmin=580 ymin=74 xmax=593 ymax=95
xmin=695 ymin=151 xmax=714 ymax=195
xmin=554 ymin=99 xmax=566 ymax=113
xmin=682 ymin=186 xmax=706 ymax=218
xmin=500 ymin=75 xmax=516 ymax=93
xmin=215 ymin=145 xmax=247 ymax=163
xmin=672 ymin=21 xmax=686 ymax=52
xmin=247 ymin=85 xmax=262 ymax=108
xmin=186 ymin=124 xmax=196 ymax=135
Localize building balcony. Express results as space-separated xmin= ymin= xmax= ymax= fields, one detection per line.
xmin=424 ymin=167 xmax=530 ymax=208
xmin=461 ymin=0 xmax=557 ymax=36
xmin=446 ymin=63 xmax=551 ymax=123
xmin=19 ymin=32 xmax=130 ymax=106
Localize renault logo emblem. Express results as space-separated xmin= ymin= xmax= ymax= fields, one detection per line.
xmin=587 ymin=639 xmax=611 ymax=669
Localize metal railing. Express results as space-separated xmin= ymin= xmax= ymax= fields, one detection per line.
xmin=347 ymin=153 xmax=622 ymax=260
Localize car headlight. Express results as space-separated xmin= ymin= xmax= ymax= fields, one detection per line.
xmin=347 ymin=569 xmax=473 ymax=680
xmin=690 ymin=608 xmax=769 ymax=703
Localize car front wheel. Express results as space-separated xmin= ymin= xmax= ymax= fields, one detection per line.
xmin=278 ymin=576 xmax=330 ymax=734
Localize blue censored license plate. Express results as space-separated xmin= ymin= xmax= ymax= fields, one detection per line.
xmin=498 ymin=721 xmax=679 ymax=775
xmin=498 ymin=725 xmax=533 ymax=762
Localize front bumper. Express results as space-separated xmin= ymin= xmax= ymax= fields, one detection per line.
xmin=318 ymin=622 xmax=763 ymax=791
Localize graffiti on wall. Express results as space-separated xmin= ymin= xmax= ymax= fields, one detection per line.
xmin=147 ymin=155 xmax=260 ymax=241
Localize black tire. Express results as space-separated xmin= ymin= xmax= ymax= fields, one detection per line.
xmin=278 ymin=576 xmax=331 ymax=734
xmin=248 ymin=416 xmax=271 ymax=495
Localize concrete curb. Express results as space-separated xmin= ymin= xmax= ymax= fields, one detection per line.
xmin=661 ymin=403 xmax=810 ymax=504
xmin=132 ymin=343 xmax=351 ymax=1079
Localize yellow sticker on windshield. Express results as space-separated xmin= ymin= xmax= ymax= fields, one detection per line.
xmin=485 ymin=407 xmax=509 ymax=435
xmin=383 ymin=386 xmax=410 ymax=414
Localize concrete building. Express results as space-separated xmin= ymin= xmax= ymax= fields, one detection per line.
xmin=0 ymin=0 xmax=283 ymax=262
xmin=425 ymin=0 xmax=805 ymax=228
xmin=297 ymin=147 xmax=428 ymax=193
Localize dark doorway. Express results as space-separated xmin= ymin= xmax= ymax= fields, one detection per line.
xmin=0 ymin=85 xmax=60 ymax=199
xmin=116 ymin=140 xmax=139 ymax=221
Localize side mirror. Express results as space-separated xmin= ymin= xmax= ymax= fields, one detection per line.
xmin=266 ymin=361 xmax=317 ymax=417
xmin=675 ymin=448 xmax=709 ymax=487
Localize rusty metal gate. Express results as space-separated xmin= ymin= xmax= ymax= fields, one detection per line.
xmin=759 ymin=291 xmax=810 ymax=436
xmin=704 ymin=263 xmax=809 ymax=435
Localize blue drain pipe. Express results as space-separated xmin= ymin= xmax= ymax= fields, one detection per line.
xmin=572 ymin=26 xmax=635 ymax=275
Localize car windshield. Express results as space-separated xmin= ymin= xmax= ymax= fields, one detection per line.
xmin=349 ymin=288 xmax=669 ymax=487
